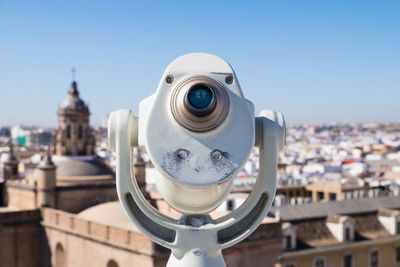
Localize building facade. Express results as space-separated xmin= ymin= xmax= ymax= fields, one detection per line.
xmin=273 ymin=197 xmax=400 ymax=267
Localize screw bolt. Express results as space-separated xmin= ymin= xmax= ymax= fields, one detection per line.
xmin=225 ymin=75 xmax=233 ymax=84
xmin=166 ymin=75 xmax=174 ymax=84
xmin=177 ymin=149 xmax=188 ymax=159
xmin=212 ymin=150 xmax=222 ymax=160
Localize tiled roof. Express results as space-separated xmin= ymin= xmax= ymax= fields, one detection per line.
xmin=293 ymin=219 xmax=340 ymax=249
xmin=353 ymin=214 xmax=390 ymax=240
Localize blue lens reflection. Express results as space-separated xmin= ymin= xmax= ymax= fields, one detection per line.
xmin=188 ymin=86 xmax=213 ymax=109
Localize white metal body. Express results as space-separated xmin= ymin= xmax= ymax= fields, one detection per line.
xmin=108 ymin=53 xmax=286 ymax=267
xmin=139 ymin=53 xmax=255 ymax=214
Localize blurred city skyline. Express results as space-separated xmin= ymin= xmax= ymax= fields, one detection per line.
xmin=1 ymin=0 xmax=400 ymax=127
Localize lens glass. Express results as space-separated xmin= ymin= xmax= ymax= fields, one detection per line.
xmin=187 ymin=85 xmax=213 ymax=109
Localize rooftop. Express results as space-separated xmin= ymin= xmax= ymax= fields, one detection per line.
xmin=272 ymin=196 xmax=400 ymax=221
xmin=52 ymin=155 xmax=114 ymax=178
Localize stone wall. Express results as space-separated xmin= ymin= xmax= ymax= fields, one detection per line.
xmin=55 ymin=185 xmax=118 ymax=213
xmin=6 ymin=182 xmax=37 ymax=209
xmin=41 ymin=208 xmax=169 ymax=267
xmin=0 ymin=209 xmax=50 ymax=267
xmin=41 ymin=208 xmax=283 ymax=267
xmin=0 ymin=205 xmax=283 ymax=267
xmin=5 ymin=180 xmax=118 ymax=214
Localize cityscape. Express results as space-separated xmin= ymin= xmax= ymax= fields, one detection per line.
xmin=0 ymin=81 xmax=399 ymax=266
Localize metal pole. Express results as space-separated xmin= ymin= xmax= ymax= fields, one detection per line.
xmin=167 ymin=250 xmax=226 ymax=267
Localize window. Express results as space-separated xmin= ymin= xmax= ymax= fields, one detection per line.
xmin=329 ymin=193 xmax=337 ymax=201
xmin=78 ymin=125 xmax=83 ymax=138
xmin=285 ymin=235 xmax=292 ymax=250
xmin=345 ymin=227 xmax=351 ymax=241
xmin=55 ymin=243 xmax=66 ymax=267
xmin=107 ymin=260 xmax=118 ymax=267
xmin=396 ymin=246 xmax=400 ymax=263
xmin=313 ymin=257 xmax=325 ymax=267
xmin=317 ymin=191 xmax=324 ymax=201
xmin=66 ymin=125 xmax=71 ymax=139
xmin=397 ymin=221 xmax=400 ymax=234
xmin=343 ymin=254 xmax=353 ymax=267
xmin=369 ymin=249 xmax=379 ymax=267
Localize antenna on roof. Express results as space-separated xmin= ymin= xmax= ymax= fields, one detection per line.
xmin=72 ymin=68 xmax=76 ymax=81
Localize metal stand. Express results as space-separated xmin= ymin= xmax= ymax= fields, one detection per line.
xmin=108 ymin=109 xmax=285 ymax=267
xmin=167 ymin=250 xmax=226 ymax=267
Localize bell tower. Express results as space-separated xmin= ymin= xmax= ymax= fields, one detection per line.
xmin=52 ymin=81 xmax=95 ymax=156
xmin=3 ymin=140 xmax=19 ymax=180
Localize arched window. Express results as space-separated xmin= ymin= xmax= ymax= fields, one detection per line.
xmin=66 ymin=125 xmax=71 ymax=139
xmin=55 ymin=243 xmax=66 ymax=267
xmin=78 ymin=125 xmax=83 ymax=139
xmin=282 ymin=222 xmax=296 ymax=251
xmin=107 ymin=259 xmax=119 ymax=267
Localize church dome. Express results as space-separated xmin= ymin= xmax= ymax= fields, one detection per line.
xmin=77 ymin=201 xmax=135 ymax=230
xmin=59 ymin=81 xmax=89 ymax=113
xmin=52 ymin=155 xmax=114 ymax=178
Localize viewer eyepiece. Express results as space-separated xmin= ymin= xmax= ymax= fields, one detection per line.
xmin=170 ymin=76 xmax=230 ymax=132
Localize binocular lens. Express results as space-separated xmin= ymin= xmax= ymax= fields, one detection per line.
xmin=187 ymin=84 xmax=214 ymax=110
xmin=171 ymin=77 xmax=229 ymax=132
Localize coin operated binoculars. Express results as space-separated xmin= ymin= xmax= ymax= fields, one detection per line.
xmin=108 ymin=53 xmax=285 ymax=267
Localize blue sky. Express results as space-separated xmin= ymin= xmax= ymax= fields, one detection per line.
xmin=0 ymin=1 xmax=399 ymax=127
